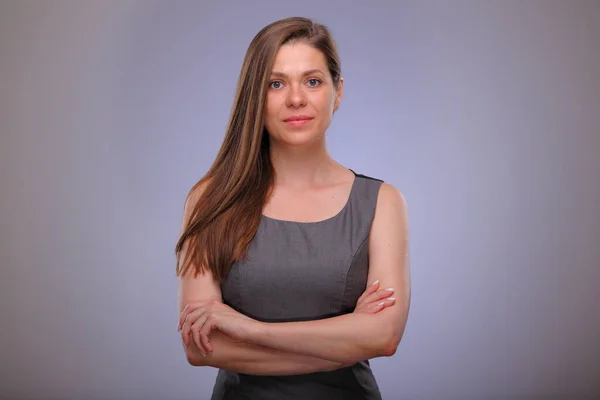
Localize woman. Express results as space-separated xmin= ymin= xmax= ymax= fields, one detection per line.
xmin=175 ymin=16 xmax=410 ymax=400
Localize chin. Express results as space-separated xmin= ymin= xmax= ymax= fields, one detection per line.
xmin=275 ymin=130 xmax=323 ymax=147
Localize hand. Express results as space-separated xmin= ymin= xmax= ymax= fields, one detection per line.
xmin=178 ymin=299 xmax=258 ymax=355
xmin=353 ymin=280 xmax=395 ymax=314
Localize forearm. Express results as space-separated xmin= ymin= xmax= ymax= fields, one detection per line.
xmin=249 ymin=310 xmax=401 ymax=365
xmin=185 ymin=331 xmax=349 ymax=375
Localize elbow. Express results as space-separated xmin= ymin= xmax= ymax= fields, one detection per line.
xmin=343 ymin=322 xmax=405 ymax=363
xmin=345 ymin=331 xmax=401 ymax=364
xmin=186 ymin=353 xmax=202 ymax=366
xmin=379 ymin=337 xmax=400 ymax=357
xmin=377 ymin=327 xmax=404 ymax=358
xmin=185 ymin=348 xmax=209 ymax=367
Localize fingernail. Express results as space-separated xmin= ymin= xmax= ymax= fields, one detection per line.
xmin=379 ymin=301 xmax=385 ymax=306
xmin=372 ymin=280 xmax=380 ymax=286
xmin=385 ymin=288 xmax=394 ymax=292
xmin=387 ymin=297 xmax=396 ymax=301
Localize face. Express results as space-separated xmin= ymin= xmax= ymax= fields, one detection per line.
xmin=263 ymin=42 xmax=343 ymax=147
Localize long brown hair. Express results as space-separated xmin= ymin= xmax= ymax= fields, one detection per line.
xmin=175 ymin=17 xmax=342 ymax=282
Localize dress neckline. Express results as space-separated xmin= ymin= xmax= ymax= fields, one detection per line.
xmin=261 ymin=169 xmax=358 ymax=225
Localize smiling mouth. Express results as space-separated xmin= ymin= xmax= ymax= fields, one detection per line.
xmin=283 ymin=116 xmax=313 ymax=127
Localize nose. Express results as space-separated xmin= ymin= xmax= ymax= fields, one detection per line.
xmin=285 ymin=84 xmax=307 ymax=108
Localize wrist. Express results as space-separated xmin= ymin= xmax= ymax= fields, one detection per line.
xmin=247 ymin=320 xmax=267 ymax=343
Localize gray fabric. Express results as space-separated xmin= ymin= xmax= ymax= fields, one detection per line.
xmin=211 ymin=170 xmax=385 ymax=400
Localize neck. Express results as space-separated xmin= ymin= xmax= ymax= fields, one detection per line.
xmin=269 ymin=139 xmax=336 ymax=189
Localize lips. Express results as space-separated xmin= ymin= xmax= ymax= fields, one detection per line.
xmin=283 ymin=115 xmax=313 ymax=122
xmin=283 ymin=115 xmax=313 ymax=127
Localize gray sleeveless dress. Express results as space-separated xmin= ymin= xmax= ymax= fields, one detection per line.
xmin=211 ymin=170 xmax=384 ymax=400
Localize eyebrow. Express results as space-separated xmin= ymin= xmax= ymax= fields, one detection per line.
xmin=270 ymin=69 xmax=326 ymax=78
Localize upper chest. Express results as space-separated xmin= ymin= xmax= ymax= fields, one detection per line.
xmin=262 ymin=179 xmax=354 ymax=223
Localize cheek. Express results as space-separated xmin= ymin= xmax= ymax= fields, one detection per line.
xmin=317 ymin=90 xmax=335 ymax=110
xmin=315 ymin=95 xmax=335 ymax=119
xmin=264 ymin=101 xmax=278 ymax=125
xmin=265 ymin=93 xmax=285 ymax=116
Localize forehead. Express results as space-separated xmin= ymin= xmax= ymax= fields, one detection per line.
xmin=271 ymin=42 xmax=328 ymax=74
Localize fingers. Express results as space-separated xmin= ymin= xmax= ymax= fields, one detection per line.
xmin=190 ymin=313 xmax=208 ymax=354
xmin=178 ymin=298 xmax=220 ymax=331
xmin=178 ymin=305 xmax=188 ymax=332
xmin=354 ymin=286 xmax=396 ymax=314
xmin=363 ymin=287 xmax=394 ymax=305
xmin=188 ymin=314 xmax=215 ymax=355
xmin=178 ymin=303 xmax=200 ymax=332
xmin=180 ymin=304 xmax=217 ymax=356
xmin=357 ymin=280 xmax=380 ymax=304
xmin=368 ymin=301 xmax=385 ymax=313
xmin=181 ymin=308 xmax=204 ymax=348
xmin=179 ymin=299 xmax=224 ymax=356
xmin=181 ymin=312 xmax=196 ymax=347
xmin=191 ymin=313 xmax=210 ymax=354
xmin=199 ymin=319 xmax=216 ymax=354
xmin=367 ymin=297 xmax=396 ymax=313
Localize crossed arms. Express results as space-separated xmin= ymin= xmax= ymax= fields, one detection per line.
xmin=177 ymin=182 xmax=410 ymax=375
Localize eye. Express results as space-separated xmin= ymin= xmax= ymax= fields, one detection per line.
xmin=269 ymin=81 xmax=283 ymax=89
xmin=307 ymin=78 xmax=321 ymax=87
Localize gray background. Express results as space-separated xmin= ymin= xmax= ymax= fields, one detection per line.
xmin=1 ymin=1 xmax=599 ymax=399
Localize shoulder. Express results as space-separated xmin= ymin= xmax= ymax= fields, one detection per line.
xmin=372 ymin=182 xmax=409 ymax=238
xmin=352 ymin=171 xmax=405 ymax=214
xmin=185 ymin=178 xmax=211 ymax=208
xmin=351 ymin=169 xmax=408 ymax=235
xmin=377 ymin=182 xmax=407 ymax=213
xmin=182 ymin=178 xmax=212 ymax=223
xmin=353 ymin=170 xmax=384 ymax=183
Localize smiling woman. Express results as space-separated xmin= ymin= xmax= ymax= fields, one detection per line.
xmin=264 ymin=38 xmax=342 ymax=149
xmin=175 ymin=16 xmax=410 ymax=400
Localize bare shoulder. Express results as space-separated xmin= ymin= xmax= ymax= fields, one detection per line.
xmin=368 ymin=181 xmax=410 ymax=275
xmin=182 ymin=178 xmax=211 ymax=221
xmin=374 ymin=182 xmax=409 ymax=228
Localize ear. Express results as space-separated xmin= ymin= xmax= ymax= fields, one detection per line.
xmin=333 ymin=77 xmax=344 ymax=112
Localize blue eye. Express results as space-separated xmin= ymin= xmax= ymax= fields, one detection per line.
xmin=269 ymin=81 xmax=283 ymax=89
xmin=307 ymin=78 xmax=321 ymax=87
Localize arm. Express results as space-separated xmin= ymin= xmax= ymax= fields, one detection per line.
xmin=178 ymin=269 xmax=349 ymax=374
xmin=245 ymin=183 xmax=411 ymax=365
xmin=177 ymin=185 xmax=348 ymax=374
xmin=185 ymin=330 xmax=348 ymax=375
